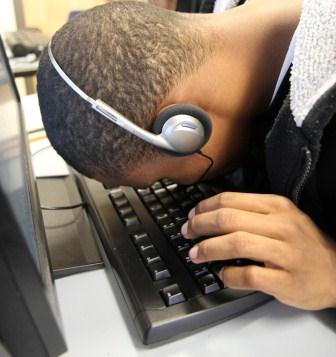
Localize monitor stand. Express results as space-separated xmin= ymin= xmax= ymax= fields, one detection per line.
xmin=36 ymin=173 xmax=103 ymax=278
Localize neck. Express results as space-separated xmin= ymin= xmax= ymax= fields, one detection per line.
xmin=196 ymin=0 xmax=301 ymax=118
xmin=161 ymin=1 xmax=302 ymax=176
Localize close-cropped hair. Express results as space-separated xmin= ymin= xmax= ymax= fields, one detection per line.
xmin=37 ymin=1 xmax=209 ymax=180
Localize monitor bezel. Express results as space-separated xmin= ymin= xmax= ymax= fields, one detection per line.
xmin=0 ymin=34 xmax=67 ymax=356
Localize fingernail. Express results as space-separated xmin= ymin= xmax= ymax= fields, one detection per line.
xmin=188 ymin=207 xmax=196 ymax=219
xmin=189 ymin=245 xmax=199 ymax=260
xmin=181 ymin=222 xmax=188 ymax=237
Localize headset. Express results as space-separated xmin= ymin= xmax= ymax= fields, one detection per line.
xmin=47 ymin=41 xmax=212 ymax=155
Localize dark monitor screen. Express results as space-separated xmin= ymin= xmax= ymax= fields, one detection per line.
xmin=0 ymin=35 xmax=66 ymax=356
xmin=0 ymin=40 xmax=40 ymax=266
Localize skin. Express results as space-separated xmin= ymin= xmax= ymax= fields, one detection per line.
xmin=103 ymin=0 xmax=302 ymax=188
xmin=183 ymin=192 xmax=336 ymax=310
xmin=100 ymin=0 xmax=336 ymax=309
xmin=149 ymin=0 xmax=177 ymax=10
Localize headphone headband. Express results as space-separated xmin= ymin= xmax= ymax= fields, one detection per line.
xmin=47 ymin=40 xmax=211 ymax=155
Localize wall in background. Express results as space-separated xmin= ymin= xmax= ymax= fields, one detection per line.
xmin=1 ymin=0 xmax=107 ymax=96
xmin=0 ymin=0 xmax=27 ymax=95
xmin=22 ymin=0 xmax=107 ymax=37
xmin=0 ymin=0 xmax=17 ymax=32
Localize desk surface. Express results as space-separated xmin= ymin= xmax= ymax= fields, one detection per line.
xmin=55 ymin=269 xmax=336 ymax=357
xmin=24 ymin=95 xmax=336 ymax=357
xmin=10 ymin=56 xmax=38 ymax=77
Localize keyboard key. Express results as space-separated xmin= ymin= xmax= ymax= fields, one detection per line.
xmin=184 ymin=185 xmax=196 ymax=193
xmin=209 ymin=261 xmax=224 ymax=275
xmin=134 ymin=235 xmax=153 ymax=251
xmin=111 ymin=196 xmax=129 ymax=208
xmin=109 ymin=189 xmax=124 ymax=200
xmin=153 ymin=212 xmax=170 ymax=225
xmin=176 ymin=242 xmax=191 ymax=253
xmin=163 ymin=225 xmax=182 ymax=239
xmin=161 ymin=178 xmax=174 ymax=186
xmin=160 ymin=195 xmax=174 ymax=206
xmin=166 ymin=183 xmax=179 ymax=192
xmin=170 ymin=238 xmax=190 ymax=252
xmin=131 ymin=232 xmax=148 ymax=242
xmin=185 ymin=185 xmax=204 ymax=197
xmin=209 ymin=264 xmax=226 ymax=289
xmin=140 ymin=246 xmax=161 ymax=265
xmin=118 ymin=205 xmax=134 ymax=217
xmin=166 ymin=206 xmax=181 ymax=216
xmin=148 ymin=202 xmax=163 ymax=213
xmin=123 ymin=214 xmax=140 ymax=228
xmin=190 ymin=192 xmax=204 ymax=203
xmin=197 ymin=273 xmax=220 ymax=295
xmin=161 ymin=284 xmax=186 ymax=306
xmin=160 ymin=221 xmax=176 ymax=235
xmin=172 ymin=191 xmax=187 ymax=202
xmin=151 ymin=182 xmax=163 ymax=190
xmin=167 ymin=231 xmax=183 ymax=241
xmin=143 ymin=194 xmax=157 ymax=204
xmin=154 ymin=188 xmax=169 ymax=198
xmin=192 ymin=265 xmax=210 ymax=278
xmin=174 ymin=214 xmax=187 ymax=225
xmin=178 ymin=250 xmax=203 ymax=270
xmin=178 ymin=250 xmax=193 ymax=264
xmin=137 ymin=188 xmax=151 ymax=196
xmin=148 ymin=261 xmax=171 ymax=281
xmin=179 ymin=199 xmax=194 ymax=211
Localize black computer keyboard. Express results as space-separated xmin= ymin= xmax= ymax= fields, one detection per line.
xmin=78 ymin=175 xmax=271 ymax=344
xmin=109 ymin=179 xmax=254 ymax=306
xmin=138 ymin=180 xmax=226 ymax=299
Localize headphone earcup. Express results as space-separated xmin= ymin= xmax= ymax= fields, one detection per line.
xmin=152 ymin=104 xmax=212 ymax=155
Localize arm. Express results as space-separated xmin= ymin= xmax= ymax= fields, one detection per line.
xmin=182 ymin=192 xmax=336 ymax=310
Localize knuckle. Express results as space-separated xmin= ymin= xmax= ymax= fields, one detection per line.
xmin=243 ymin=266 xmax=259 ymax=288
xmin=273 ymin=195 xmax=294 ymax=210
xmin=283 ymin=249 xmax=298 ymax=271
xmin=188 ymin=216 xmax=197 ymax=234
xmin=220 ymin=267 xmax=232 ymax=283
xmin=217 ymin=192 xmax=234 ymax=207
xmin=278 ymin=220 xmax=296 ymax=239
xmin=216 ymin=208 xmax=234 ymax=230
xmin=229 ymin=232 xmax=248 ymax=256
xmin=195 ymin=199 xmax=205 ymax=213
xmin=278 ymin=212 xmax=307 ymax=239
xmin=198 ymin=241 xmax=209 ymax=260
xmin=297 ymin=211 xmax=312 ymax=228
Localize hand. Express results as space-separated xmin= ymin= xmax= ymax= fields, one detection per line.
xmin=181 ymin=192 xmax=336 ymax=310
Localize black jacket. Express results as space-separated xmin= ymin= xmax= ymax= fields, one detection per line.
xmin=265 ymin=82 xmax=336 ymax=236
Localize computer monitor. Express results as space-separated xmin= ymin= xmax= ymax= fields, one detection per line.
xmin=0 ymin=35 xmax=66 ymax=356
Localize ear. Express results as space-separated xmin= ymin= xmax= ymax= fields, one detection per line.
xmin=152 ymin=103 xmax=212 ymax=142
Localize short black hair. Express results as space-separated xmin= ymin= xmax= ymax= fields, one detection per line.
xmin=37 ymin=1 xmax=209 ymax=180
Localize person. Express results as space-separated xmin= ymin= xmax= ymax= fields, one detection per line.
xmin=150 ymin=0 xmax=177 ymax=10
xmin=37 ymin=0 xmax=336 ymax=310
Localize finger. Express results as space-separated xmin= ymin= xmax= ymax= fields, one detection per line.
xmin=189 ymin=192 xmax=295 ymax=218
xmin=220 ymin=265 xmax=289 ymax=297
xmin=182 ymin=207 xmax=282 ymax=240
xmin=188 ymin=232 xmax=290 ymax=269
